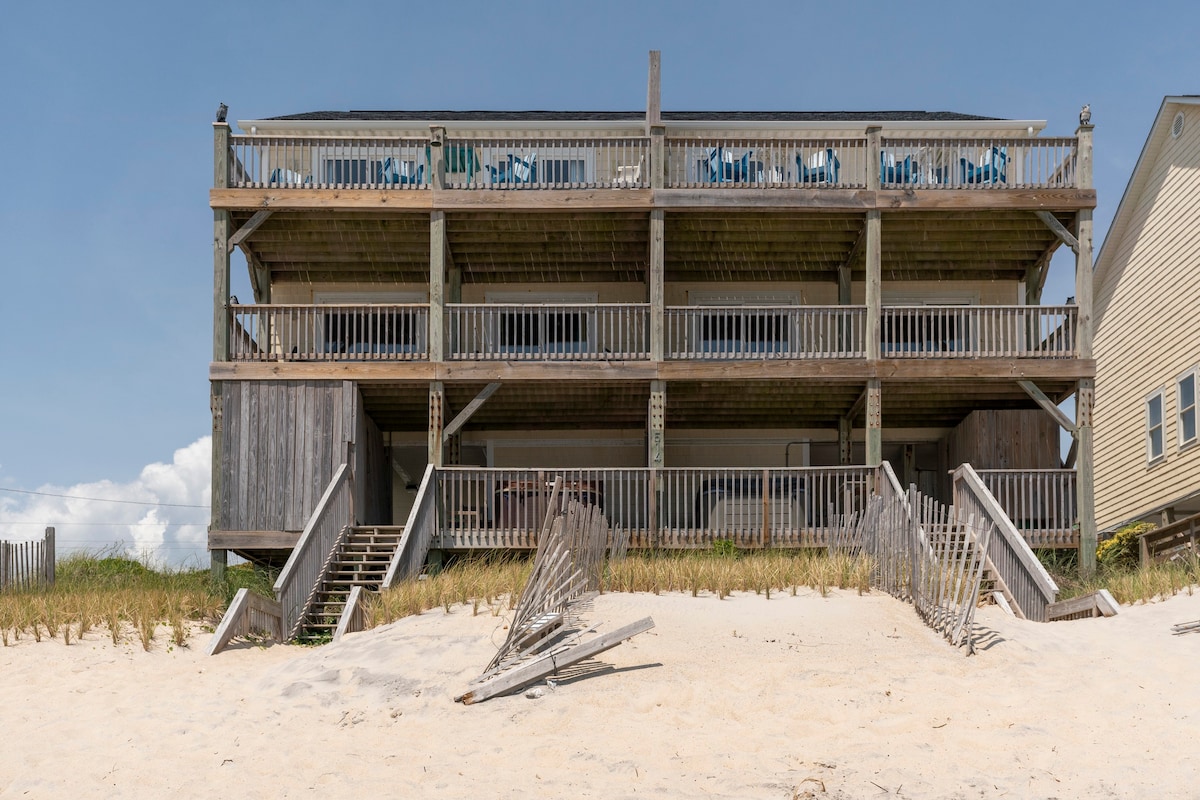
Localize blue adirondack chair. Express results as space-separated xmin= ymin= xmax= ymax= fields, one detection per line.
xmin=881 ymin=152 xmax=919 ymax=185
xmin=796 ymin=148 xmax=840 ymax=184
xmin=377 ymin=157 xmax=423 ymax=186
xmin=960 ymin=146 xmax=1007 ymax=184
xmin=489 ymin=152 xmax=538 ymax=184
xmin=703 ymin=148 xmax=754 ymax=183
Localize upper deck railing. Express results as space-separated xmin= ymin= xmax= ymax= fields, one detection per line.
xmin=224 ymin=134 xmax=1080 ymax=191
xmin=881 ymin=305 xmax=1076 ymax=359
xmin=665 ymin=305 xmax=866 ymax=359
xmin=226 ymin=303 xmax=1078 ymax=362
xmin=880 ymin=137 xmax=1078 ymax=189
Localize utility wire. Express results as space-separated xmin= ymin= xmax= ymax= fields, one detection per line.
xmin=0 ymin=486 xmax=208 ymax=508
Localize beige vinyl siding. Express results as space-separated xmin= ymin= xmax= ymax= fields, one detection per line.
xmin=1094 ymin=108 xmax=1200 ymax=529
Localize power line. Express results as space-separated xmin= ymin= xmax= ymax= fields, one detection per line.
xmin=0 ymin=486 xmax=208 ymax=508
xmin=0 ymin=521 xmax=208 ymax=527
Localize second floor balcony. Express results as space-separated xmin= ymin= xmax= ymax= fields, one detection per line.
xmin=228 ymin=302 xmax=1079 ymax=364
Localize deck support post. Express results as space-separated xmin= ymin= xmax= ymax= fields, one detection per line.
xmin=210 ymin=121 xmax=231 ymax=577
xmin=649 ymin=209 xmax=664 ymax=361
xmin=865 ymin=128 xmax=882 ymax=363
xmin=210 ymin=547 xmax=227 ymax=582
xmin=1075 ymin=121 xmax=1096 ymax=575
xmin=863 ymin=130 xmax=882 ymax=469
xmin=430 ymin=210 xmax=446 ymax=363
xmin=429 ymin=381 xmax=445 ymax=468
xmin=838 ymin=417 xmax=852 ymax=466
xmin=866 ymin=379 xmax=882 ymax=466
xmin=648 ymin=380 xmax=665 ymax=468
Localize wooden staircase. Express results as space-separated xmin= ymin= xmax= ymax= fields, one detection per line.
xmin=294 ymin=526 xmax=402 ymax=642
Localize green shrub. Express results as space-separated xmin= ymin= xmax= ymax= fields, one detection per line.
xmin=1097 ymin=521 xmax=1155 ymax=570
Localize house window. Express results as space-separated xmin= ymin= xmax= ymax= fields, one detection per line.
xmin=1147 ymin=390 xmax=1166 ymax=463
xmin=487 ymin=292 xmax=597 ymax=356
xmin=324 ymin=158 xmax=372 ymax=185
xmin=689 ymin=291 xmax=799 ymax=356
xmin=499 ymin=309 xmax=588 ymax=352
xmin=541 ymin=158 xmax=587 ymax=183
xmin=1178 ymin=371 xmax=1197 ymax=447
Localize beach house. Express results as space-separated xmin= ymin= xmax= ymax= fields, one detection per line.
xmin=1094 ymin=96 xmax=1200 ymax=541
xmin=208 ymin=54 xmax=1096 ymax=582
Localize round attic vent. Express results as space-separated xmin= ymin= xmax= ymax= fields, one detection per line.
xmin=1172 ymin=111 xmax=1185 ymax=138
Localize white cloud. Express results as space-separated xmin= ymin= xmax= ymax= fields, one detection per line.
xmin=0 ymin=437 xmax=212 ymax=568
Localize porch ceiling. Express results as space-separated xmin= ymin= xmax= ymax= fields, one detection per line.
xmin=357 ymin=377 xmax=1077 ymax=433
xmin=445 ymin=212 xmax=650 ymax=283
xmin=234 ymin=208 xmax=1073 ymax=289
xmin=878 ymin=379 xmax=1076 ymax=428
xmin=232 ymin=210 xmax=431 ymax=283
xmin=664 ymin=210 xmax=1071 ymax=283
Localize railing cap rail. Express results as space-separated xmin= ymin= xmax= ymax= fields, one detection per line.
xmin=954 ymin=463 xmax=1059 ymax=598
xmin=273 ymin=462 xmax=350 ymax=595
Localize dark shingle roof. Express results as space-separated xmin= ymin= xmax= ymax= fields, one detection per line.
xmin=265 ymin=110 xmax=1001 ymax=123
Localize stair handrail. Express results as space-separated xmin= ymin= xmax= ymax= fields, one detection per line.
xmin=382 ymin=464 xmax=438 ymax=588
xmin=953 ymin=462 xmax=1058 ymax=621
xmin=274 ymin=463 xmax=353 ymax=636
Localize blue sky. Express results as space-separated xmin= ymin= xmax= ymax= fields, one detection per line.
xmin=1 ymin=0 xmax=1197 ymax=562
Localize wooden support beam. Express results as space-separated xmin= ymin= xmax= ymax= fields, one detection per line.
xmin=213 ymin=123 xmax=231 ymax=363
xmin=649 ymin=209 xmax=664 ymax=360
xmin=648 ymin=379 xmax=665 ymax=468
xmin=646 ymin=50 xmax=661 ymax=132
xmin=838 ymin=417 xmax=851 ymax=466
xmin=430 ymin=210 xmax=446 ymax=362
xmin=839 ymin=219 xmax=866 ymax=304
xmin=1076 ymin=377 xmax=1096 ymax=575
xmin=238 ymin=245 xmax=271 ymax=303
xmin=207 ymin=529 xmax=301 ymax=549
xmin=846 ymin=384 xmax=869 ymax=422
xmin=1024 ymin=242 xmax=1057 ymax=305
xmin=1018 ymin=380 xmax=1077 ymax=434
xmin=1064 ymin=435 xmax=1078 ymax=469
xmin=429 ymin=381 xmax=445 ymax=468
xmin=1034 ymin=210 xmax=1080 ymax=254
xmin=228 ymin=209 xmax=273 ymax=249
xmin=865 ymin=127 xmax=882 ymax=362
xmin=866 ymin=378 xmax=882 ymax=466
xmin=443 ymin=382 xmax=502 ymax=442
xmin=429 ymin=126 xmax=446 ymax=190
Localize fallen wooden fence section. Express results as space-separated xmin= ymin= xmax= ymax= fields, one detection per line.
xmin=0 ymin=528 xmax=55 ymax=592
xmin=205 ymin=588 xmax=284 ymax=655
xmin=460 ymin=477 xmax=648 ymax=703
xmin=456 ymin=617 xmax=655 ymax=705
xmin=1046 ymin=589 xmax=1119 ymax=621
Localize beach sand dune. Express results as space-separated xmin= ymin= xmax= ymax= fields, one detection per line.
xmin=3 ymin=588 xmax=1200 ymax=799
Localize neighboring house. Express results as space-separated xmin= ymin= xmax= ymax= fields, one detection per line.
xmin=208 ymin=55 xmax=1096 ymax=570
xmin=1094 ymin=96 xmax=1200 ymax=531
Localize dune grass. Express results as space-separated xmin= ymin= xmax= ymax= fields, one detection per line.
xmin=1047 ymin=553 xmax=1200 ymax=606
xmin=0 ymin=552 xmax=276 ymax=651
xmin=366 ymin=548 xmax=875 ymax=628
xmin=5 ymin=543 xmax=1198 ymax=650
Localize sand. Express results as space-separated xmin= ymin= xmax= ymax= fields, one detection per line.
xmin=3 ymin=588 xmax=1200 ymax=799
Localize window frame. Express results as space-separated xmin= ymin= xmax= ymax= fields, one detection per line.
xmin=1146 ymin=387 xmax=1167 ymax=465
xmin=1177 ymin=368 xmax=1198 ymax=449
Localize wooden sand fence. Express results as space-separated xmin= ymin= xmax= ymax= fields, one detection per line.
xmin=0 ymin=527 xmax=56 ymax=592
xmin=842 ymin=466 xmax=991 ymax=652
